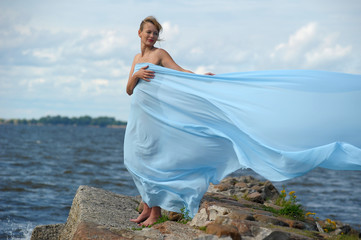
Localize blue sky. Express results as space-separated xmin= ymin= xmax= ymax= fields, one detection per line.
xmin=1 ymin=0 xmax=360 ymax=121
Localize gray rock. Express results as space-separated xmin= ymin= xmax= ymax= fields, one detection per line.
xmin=30 ymin=223 xmax=64 ymax=240
xmin=31 ymin=177 xmax=360 ymax=240
xmin=59 ymin=185 xmax=140 ymax=239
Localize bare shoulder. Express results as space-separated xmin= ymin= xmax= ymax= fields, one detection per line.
xmin=156 ymin=48 xmax=170 ymax=56
xmin=133 ymin=53 xmax=141 ymax=62
xmin=156 ymin=48 xmax=175 ymax=66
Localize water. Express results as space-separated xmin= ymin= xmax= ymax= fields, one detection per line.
xmin=1 ymin=125 xmax=360 ymax=239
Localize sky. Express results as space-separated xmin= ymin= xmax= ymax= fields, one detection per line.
xmin=0 ymin=0 xmax=360 ymax=121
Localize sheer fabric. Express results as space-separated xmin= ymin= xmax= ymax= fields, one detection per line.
xmin=124 ymin=63 xmax=361 ymax=217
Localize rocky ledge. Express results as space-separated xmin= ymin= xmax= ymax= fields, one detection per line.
xmin=31 ymin=176 xmax=360 ymax=240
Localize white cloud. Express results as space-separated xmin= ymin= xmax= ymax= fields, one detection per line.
xmin=23 ymin=48 xmax=60 ymax=63
xmin=1 ymin=1 xmax=360 ymax=120
xmin=161 ymin=21 xmax=179 ymax=41
xmin=305 ymin=40 xmax=352 ymax=67
xmin=19 ymin=78 xmax=47 ymax=92
xmin=271 ymin=22 xmax=317 ymax=61
xmin=269 ymin=22 xmax=353 ymax=70
xmin=194 ymin=65 xmax=215 ymax=74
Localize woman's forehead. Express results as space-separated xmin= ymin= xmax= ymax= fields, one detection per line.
xmin=143 ymin=22 xmax=158 ymax=32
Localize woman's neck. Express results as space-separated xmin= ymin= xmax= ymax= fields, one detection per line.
xmin=140 ymin=44 xmax=155 ymax=56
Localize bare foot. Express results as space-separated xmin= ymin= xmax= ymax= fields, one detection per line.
xmin=130 ymin=203 xmax=151 ymax=224
xmin=139 ymin=206 xmax=161 ymax=227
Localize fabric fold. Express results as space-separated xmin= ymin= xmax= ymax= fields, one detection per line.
xmin=124 ymin=63 xmax=361 ymax=217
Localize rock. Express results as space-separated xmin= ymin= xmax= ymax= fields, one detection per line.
xmin=208 ymin=176 xmax=279 ymax=204
xmin=227 ymin=210 xmax=255 ymax=222
xmin=263 ymin=181 xmax=279 ymax=201
xmin=168 ymin=211 xmax=183 ymax=221
xmin=59 ymin=185 xmax=140 ymax=239
xmin=31 ymin=176 xmax=361 ymax=240
xmin=234 ymin=182 xmax=247 ymax=189
xmin=190 ymin=208 xmax=210 ymax=227
xmin=247 ymin=192 xmax=264 ymax=203
xmin=263 ymin=231 xmax=291 ymax=240
xmin=30 ymin=223 xmax=64 ymax=240
xmin=72 ymin=222 xmax=129 ymax=240
xmin=206 ymin=223 xmax=241 ymax=239
xmin=253 ymin=214 xmax=289 ymax=227
xmin=208 ymin=205 xmax=231 ymax=221
xmin=153 ymin=221 xmax=213 ymax=239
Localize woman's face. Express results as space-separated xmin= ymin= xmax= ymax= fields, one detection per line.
xmin=139 ymin=22 xmax=159 ymax=46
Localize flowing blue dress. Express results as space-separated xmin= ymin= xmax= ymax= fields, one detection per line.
xmin=124 ymin=63 xmax=361 ymax=217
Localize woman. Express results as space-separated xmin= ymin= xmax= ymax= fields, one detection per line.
xmin=126 ymin=16 xmax=212 ymax=226
xmin=127 ymin=16 xmax=194 ymax=96
xmin=125 ymin=16 xmax=361 ymax=227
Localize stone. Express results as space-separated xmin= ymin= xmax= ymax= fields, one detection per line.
xmin=247 ymin=192 xmax=264 ymax=203
xmin=263 ymin=231 xmax=290 ymax=240
xmin=208 ymin=205 xmax=230 ymax=221
xmin=152 ymin=221 xmax=209 ymax=239
xmin=227 ymin=210 xmax=255 ymax=222
xmin=263 ymin=181 xmax=279 ymax=201
xmin=340 ymin=225 xmax=351 ymax=234
xmin=190 ymin=208 xmax=209 ymax=227
xmin=283 ymin=219 xmax=306 ymax=230
xmin=72 ymin=222 xmax=126 ymax=240
xmin=214 ymin=183 xmax=230 ymax=191
xmin=30 ymin=223 xmax=64 ymax=240
xmin=31 ymin=176 xmax=361 ymax=240
xmin=168 ymin=211 xmax=183 ymax=221
xmin=59 ymin=186 xmax=140 ymax=239
xmin=253 ymin=214 xmax=289 ymax=227
xmin=234 ymin=182 xmax=248 ymax=189
xmin=206 ymin=223 xmax=241 ymax=239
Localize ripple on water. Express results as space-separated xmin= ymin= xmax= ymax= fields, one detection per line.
xmin=1 ymin=125 xmax=360 ymax=237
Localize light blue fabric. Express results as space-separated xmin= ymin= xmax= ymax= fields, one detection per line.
xmin=124 ymin=63 xmax=361 ymax=217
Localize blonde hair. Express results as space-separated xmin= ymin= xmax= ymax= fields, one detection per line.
xmin=139 ymin=16 xmax=163 ymax=34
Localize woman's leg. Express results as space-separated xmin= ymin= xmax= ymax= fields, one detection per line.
xmin=140 ymin=206 xmax=161 ymax=226
xmin=130 ymin=202 xmax=151 ymax=223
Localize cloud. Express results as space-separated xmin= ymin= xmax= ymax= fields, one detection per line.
xmin=269 ymin=22 xmax=353 ymax=71
xmin=1 ymin=1 xmax=360 ymax=120
xmin=161 ymin=21 xmax=180 ymax=41
xmin=68 ymin=29 xmax=130 ymax=59
xmin=80 ymin=79 xmax=109 ymax=95
xmin=271 ymin=22 xmax=317 ymax=61
xmin=305 ymin=36 xmax=352 ymax=67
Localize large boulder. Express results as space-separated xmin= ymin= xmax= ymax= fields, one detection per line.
xmin=31 ymin=177 xmax=361 ymax=240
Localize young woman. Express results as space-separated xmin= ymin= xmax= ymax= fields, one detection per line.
xmin=126 ymin=16 xmax=212 ymax=226
xmin=125 ymin=16 xmax=361 ymax=227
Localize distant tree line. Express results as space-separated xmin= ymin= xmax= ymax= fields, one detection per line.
xmin=0 ymin=115 xmax=127 ymax=127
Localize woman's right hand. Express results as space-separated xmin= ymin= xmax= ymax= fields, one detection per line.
xmin=134 ymin=65 xmax=155 ymax=82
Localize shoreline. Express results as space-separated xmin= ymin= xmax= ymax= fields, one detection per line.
xmin=0 ymin=122 xmax=127 ymax=128
xmin=31 ymin=176 xmax=361 ymax=240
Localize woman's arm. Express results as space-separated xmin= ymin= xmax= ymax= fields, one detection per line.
xmin=126 ymin=56 xmax=155 ymax=95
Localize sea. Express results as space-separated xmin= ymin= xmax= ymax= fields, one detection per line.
xmin=0 ymin=124 xmax=360 ymax=239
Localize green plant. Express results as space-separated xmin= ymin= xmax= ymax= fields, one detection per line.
xmin=132 ymin=214 xmax=170 ymax=229
xmin=321 ymin=218 xmax=337 ymax=233
xmin=131 ymin=227 xmax=143 ymax=231
xmin=198 ymin=226 xmax=207 ymax=231
xmin=153 ymin=214 xmax=170 ymax=225
xmin=275 ymin=188 xmax=304 ymax=220
xmin=261 ymin=205 xmax=279 ymax=215
xmin=242 ymin=193 xmax=250 ymax=201
xmin=178 ymin=206 xmax=192 ymax=224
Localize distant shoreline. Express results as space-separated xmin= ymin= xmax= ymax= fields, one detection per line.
xmin=0 ymin=115 xmax=127 ymax=128
xmin=0 ymin=123 xmax=127 ymax=129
